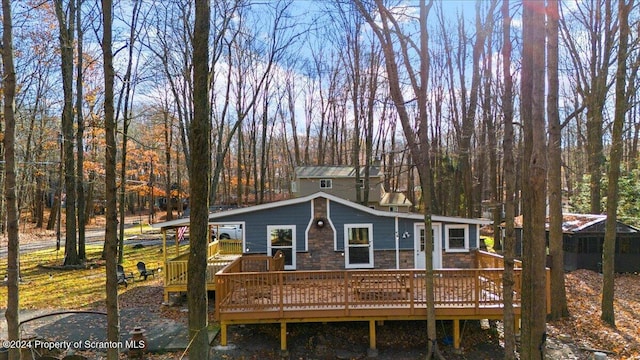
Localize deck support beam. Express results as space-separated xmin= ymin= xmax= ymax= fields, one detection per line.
xmin=368 ymin=320 xmax=379 ymax=357
xmin=220 ymin=323 xmax=228 ymax=346
xmin=280 ymin=322 xmax=287 ymax=351
xmin=369 ymin=320 xmax=376 ymax=349
xmin=453 ymin=319 xmax=460 ymax=349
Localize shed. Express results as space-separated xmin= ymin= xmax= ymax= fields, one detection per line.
xmin=511 ymin=214 xmax=640 ymax=272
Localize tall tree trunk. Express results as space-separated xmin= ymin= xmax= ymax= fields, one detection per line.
xmin=459 ymin=1 xmax=486 ymax=218
xmin=54 ymin=0 xmax=79 ymax=266
xmin=287 ymin=80 xmax=301 ymax=166
xmin=35 ymin=163 xmax=45 ymax=228
xmin=601 ymin=0 xmax=632 ymax=327
xmin=547 ymin=0 xmax=569 ymax=321
xmin=188 ymin=0 xmax=211 ymax=358
xmin=260 ymin=91 xmax=269 ymax=204
xmin=76 ymin=0 xmax=86 ymax=260
xmin=520 ymin=1 xmax=548 ymax=359
xmin=164 ymin=105 xmax=174 ymax=221
xmin=101 ymin=0 xmax=120 ymax=358
xmin=118 ymin=0 xmax=143 ymax=261
xmin=501 ymin=0 xmax=517 ymax=357
xmin=2 ymin=1 xmax=21 ymax=358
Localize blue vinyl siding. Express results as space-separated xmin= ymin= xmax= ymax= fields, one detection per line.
xmin=469 ymin=225 xmax=478 ymax=248
xmin=397 ymin=218 xmax=418 ymax=250
xmin=328 ymin=201 xmax=396 ymax=251
xmin=208 ymin=196 xmax=480 ymax=254
xmin=210 ymin=202 xmax=311 ymax=253
xmin=396 ymin=218 xmax=479 ymax=251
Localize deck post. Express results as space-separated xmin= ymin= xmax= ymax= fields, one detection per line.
xmin=280 ymin=322 xmax=287 ymax=351
xmin=220 ymin=323 xmax=228 ymax=346
xmin=369 ymin=320 xmax=376 ymax=349
xmin=162 ymin=230 xmax=169 ymax=304
xmin=368 ymin=319 xmax=378 ymax=357
xmin=453 ymin=319 xmax=460 ymax=349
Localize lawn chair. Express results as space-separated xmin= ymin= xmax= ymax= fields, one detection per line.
xmin=117 ymin=264 xmax=134 ymax=287
xmin=137 ymin=261 xmax=157 ymax=280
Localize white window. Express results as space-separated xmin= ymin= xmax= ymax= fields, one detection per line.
xmin=444 ymin=224 xmax=469 ymax=252
xmin=344 ymin=224 xmax=374 ymax=268
xmin=320 ymin=179 xmax=332 ymax=189
xmin=389 ymin=206 xmax=398 ymax=212
xmin=357 ymin=179 xmax=365 ymax=189
xmin=291 ymin=181 xmax=297 ymax=193
xmin=267 ymin=225 xmax=296 ymax=270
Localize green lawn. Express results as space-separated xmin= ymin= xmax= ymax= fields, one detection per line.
xmin=0 ymin=241 xmax=184 ymax=309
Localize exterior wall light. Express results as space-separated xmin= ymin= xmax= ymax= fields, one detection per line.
xmin=315 ymin=218 xmax=325 ymax=228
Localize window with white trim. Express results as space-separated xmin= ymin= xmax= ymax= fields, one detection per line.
xmin=267 ymin=225 xmax=296 ymax=270
xmin=445 ymin=224 xmax=469 ymax=252
xmin=319 ymin=179 xmax=332 ymax=189
xmin=344 ymin=224 xmax=374 ymax=268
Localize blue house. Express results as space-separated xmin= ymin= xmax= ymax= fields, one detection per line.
xmin=158 ymin=192 xmax=491 ymax=271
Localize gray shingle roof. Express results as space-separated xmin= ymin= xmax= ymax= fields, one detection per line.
xmin=295 ymin=166 xmax=381 ymax=178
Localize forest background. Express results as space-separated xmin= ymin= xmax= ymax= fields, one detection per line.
xmin=2 ymin=0 xmax=640 ymax=359
xmin=1 ymin=0 xmax=639 ymax=271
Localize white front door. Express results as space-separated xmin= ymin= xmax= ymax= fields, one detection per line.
xmin=414 ymin=223 xmax=442 ymax=269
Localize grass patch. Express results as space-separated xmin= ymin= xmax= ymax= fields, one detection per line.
xmin=0 ymin=242 xmax=188 ymax=309
xmin=123 ymin=223 xmax=154 ymax=236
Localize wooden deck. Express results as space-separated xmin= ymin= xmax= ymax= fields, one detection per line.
xmin=214 ymin=251 xmax=550 ymax=351
xmin=162 ymin=239 xmax=242 ymax=302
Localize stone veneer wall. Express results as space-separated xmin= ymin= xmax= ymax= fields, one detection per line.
xmin=295 ymin=195 xmax=477 ymax=271
xmin=441 ymin=252 xmax=475 ymax=268
xmin=298 ymin=197 xmax=343 ymax=271
xmin=373 ymin=250 xmax=414 ymax=269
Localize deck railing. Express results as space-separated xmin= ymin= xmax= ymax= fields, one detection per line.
xmin=214 ymin=267 xmax=530 ymax=321
xmin=219 ymin=239 xmax=243 ymax=255
xmin=476 ymin=250 xmax=522 ymax=269
xmin=221 ymin=252 xmax=285 ymax=274
xmin=165 ymin=240 xmax=242 ymax=288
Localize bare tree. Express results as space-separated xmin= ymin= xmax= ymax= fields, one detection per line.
xmin=2 ymin=1 xmax=21 ymax=358
xmin=187 ymin=0 xmax=211 ymax=357
xmin=354 ymin=1 xmax=444 ymax=358
xmin=101 ymin=0 xmax=120 ymax=358
xmin=76 ymin=0 xmax=86 ymax=260
xmin=53 ymin=0 xmax=79 ymax=265
xmin=560 ymin=0 xmax=617 ymax=214
xmin=116 ymin=0 xmax=143 ymax=263
xmin=520 ymin=1 xmax=548 ymax=358
xmin=162 ymin=99 xmax=175 ymax=221
xmin=602 ymin=0 xmax=633 ymax=327
xmin=500 ymin=0 xmax=517 ymax=357
xmin=460 ymin=0 xmax=497 ymax=218
xmin=547 ymin=0 xmax=569 ymax=321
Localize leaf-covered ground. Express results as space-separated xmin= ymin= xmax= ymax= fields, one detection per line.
xmin=547 ymin=269 xmax=640 ymax=360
